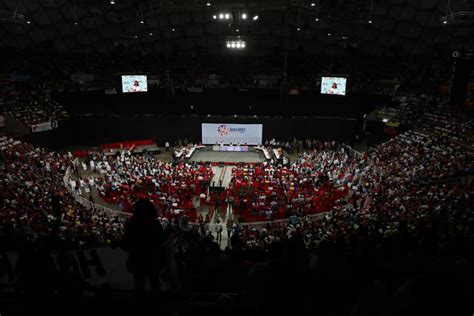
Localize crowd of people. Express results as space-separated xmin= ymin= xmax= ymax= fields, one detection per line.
xmin=1 ymin=83 xmax=69 ymax=127
xmin=0 ymin=136 xmax=126 ymax=250
xmin=0 ymin=73 xmax=473 ymax=313
xmin=228 ymin=142 xmax=352 ymax=222
xmin=79 ymin=152 xmax=214 ymax=221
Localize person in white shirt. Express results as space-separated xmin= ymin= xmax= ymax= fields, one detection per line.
xmin=129 ymin=80 xmax=142 ymax=92
xmin=327 ymin=82 xmax=339 ymax=94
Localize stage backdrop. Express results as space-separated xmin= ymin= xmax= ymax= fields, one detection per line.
xmin=202 ymin=123 xmax=263 ymax=145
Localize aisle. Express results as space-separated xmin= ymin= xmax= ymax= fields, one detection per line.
xmin=210 ymin=166 xmax=224 ymax=187
xmin=220 ymin=165 xmax=234 ymax=188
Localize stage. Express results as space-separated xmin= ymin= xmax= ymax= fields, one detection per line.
xmin=188 ymin=146 xmax=266 ymax=163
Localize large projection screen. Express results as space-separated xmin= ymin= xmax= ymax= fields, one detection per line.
xmin=321 ymin=77 xmax=347 ymax=95
xmin=121 ymin=75 xmax=148 ymax=93
xmin=202 ymin=123 xmax=263 ymax=145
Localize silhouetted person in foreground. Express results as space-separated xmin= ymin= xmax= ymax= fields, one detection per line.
xmin=121 ymin=199 xmax=164 ymax=297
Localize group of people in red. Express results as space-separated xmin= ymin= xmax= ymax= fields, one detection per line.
xmin=95 ymin=154 xmax=213 ymax=222
xmin=228 ymin=163 xmax=348 ymax=222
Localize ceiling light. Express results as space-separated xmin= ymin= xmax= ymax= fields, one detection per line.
xmin=315 ymin=18 xmax=319 ymax=21
xmin=26 ymin=20 xmax=31 ymax=24
xmin=297 ymin=27 xmax=301 ymax=31
xmin=74 ymin=21 xmax=78 ymax=25
xmin=213 ymin=15 xmax=217 ymax=19
xmin=110 ymin=0 xmax=115 ymax=4
xmin=368 ymin=20 xmax=372 ymax=24
xmin=328 ymin=33 xmax=331 ymax=36
xmin=149 ymin=32 xmax=153 ymax=36
xmin=253 ymin=15 xmax=259 ymax=21
xmin=236 ymin=29 xmax=239 ymax=32
xmin=219 ymin=13 xmax=224 ymax=19
xmin=171 ymin=28 xmax=175 ymax=31
xmin=140 ymin=20 xmax=144 ymax=24
xmin=443 ymin=20 xmax=447 ymax=24
xmin=206 ymin=2 xmax=211 ymax=6
xmin=242 ymin=13 xmax=247 ymax=19
xmin=311 ymin=3 xmax=316 ymax=6
xmin=224 ymin=13 xmax=230 ymax=19
xmin=226 ymin=40 xmax=245 ymax=49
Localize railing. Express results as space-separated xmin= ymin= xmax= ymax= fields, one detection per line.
xmin=64 ymin=158 xmax=132 ymax=218
xmin=63 ymin=158 xmax=332 ymax=227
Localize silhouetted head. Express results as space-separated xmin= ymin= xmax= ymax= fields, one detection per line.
xmin=131 ymin=199 xmax=156 ymax=224
xmin=332 ymin=82 xmax=337 ymax=89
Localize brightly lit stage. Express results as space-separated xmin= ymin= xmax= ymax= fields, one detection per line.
xmin=188 ymin=145 xmax=268 ymax=163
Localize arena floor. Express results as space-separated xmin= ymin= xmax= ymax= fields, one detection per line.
xmin=189 ymin=150 xmax=266 ymax=163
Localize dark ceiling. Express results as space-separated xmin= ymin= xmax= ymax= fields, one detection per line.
xmin=0 ymin=0 xmax=473 ymax=58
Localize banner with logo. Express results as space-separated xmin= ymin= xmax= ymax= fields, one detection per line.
xmin=31 ymin=121 xmax=57 ymax=133
xmin=202 ymin=123 xmax=263 ymax=145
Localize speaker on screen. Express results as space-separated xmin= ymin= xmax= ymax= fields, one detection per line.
xmin=320 ymin=77 xmax=347 ymax=96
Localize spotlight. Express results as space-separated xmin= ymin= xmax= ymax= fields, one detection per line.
xmin=253 ymin=15 xmax=259 ymax=21
xmin=311 ymin=3 xmax=315 ymax=6
xmin=224 ymin=13 xmax=230 ymax=19
xmin=219 ymin=13 xmax=224 ymax=19
xmin=149 ymin=32 xmax=153 ymax=36
xmin=242 ymin=13 xmax=247 ymax=19
xmin=171 ymin=28 xmax=175 ymax=32
xmin=226 ymin=40 xmax=246 ymax=49
xmin=110 ymin=0 xmax=115 ymax=4
xmin=328 ymin=33 xmax=331 ymax=36
xmin=315 ymin=18 xmax=319 ymax=21
xmin=297 ymin=27 xmax=301 ymax=31
xmin=213 ymin=15 xmax=217 ymax=19
xmin=443 ymin=20 xmax=447 ymax=24
xmin=74 ymin=21 xmax=78 ymax=25
xmin=236 ymin=29 xmax=239 ymax=32
xmin=206 ymin=2 xmax=211 ymax=6
xmin=26 ymin=20 xmax=31 ymax=24
xmin=140 ymin=20 xmax=144 ymax=24
xmin=368 ymin=20 xmax=372 ymax=24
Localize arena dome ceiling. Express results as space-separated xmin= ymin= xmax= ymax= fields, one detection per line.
xmin=0 ymin=0 xmax=473 ymax=58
